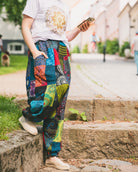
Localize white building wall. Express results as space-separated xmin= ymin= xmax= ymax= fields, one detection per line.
xmin=119 ymin=5 xmax=131 ymax=46
xmin=95 ymin=11 xmax=106 ymax=42
xmin=130 ymin=2 xmax=138 ymax=46
xmin=105 ymin=0 xmax=120 ymax=40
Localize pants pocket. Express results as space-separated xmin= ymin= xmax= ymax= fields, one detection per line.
xmin=34 ymin=55 xmax=47 ymax=87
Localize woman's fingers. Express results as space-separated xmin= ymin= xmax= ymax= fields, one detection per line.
xmin=40 ymin=51 xmax=48 ymax=59
xmin=80 ymin=21 xmax=90 ymax=32
xmin=33 ymin=50 xmax=48 ymax=59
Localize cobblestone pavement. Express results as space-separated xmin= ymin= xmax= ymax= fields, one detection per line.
xmin=0 ymin=53 xmax=138 ymax=100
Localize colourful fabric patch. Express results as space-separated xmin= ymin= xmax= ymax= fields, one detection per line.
xmin=47 ymin=48 xmax=55 ymax=66
xmin=34 ymin=55 xmax=46 ymax=66
xmin=54 ymin=49 xmax=60 ymax=66
xmin=34 ymin=65 xmax=47 ymax=87
xmin=56 ymin=84 xmax=69 ymax=103
xmin=30 ymin=100 xmax=44 ymax=116
xmin=45 ymin=65 xmax=56 ymax=85
xmin=53 ymin=120 xmax=64 ymax=142
xmin=44 ymin=84 xmax=56 ymax=107
xmin=29 ymin=80 xmax=35 ymax=97
xmin=59 ymin=43 xmax=67 ymax=57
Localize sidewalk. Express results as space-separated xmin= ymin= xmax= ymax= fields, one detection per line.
xmin=69 ymin=53 xmax=138 ymax=100
xmin=0 ymin=53 xmax=137 ymax=100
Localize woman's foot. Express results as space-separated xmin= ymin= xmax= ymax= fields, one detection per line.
xmin=19 ymin=116 xmax=38 ymax=135
xmin=46 ymin=157 xmax=70 ymax=170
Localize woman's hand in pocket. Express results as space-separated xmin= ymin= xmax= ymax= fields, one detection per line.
xmin=32 ymin=50 xmax=48 ymax=59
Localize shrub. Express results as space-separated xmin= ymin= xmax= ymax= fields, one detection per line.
xmin=97 ymin=42 xmax=104 ymax=53
xmin=71 ymin=45 xmax=80 ymax=53
xmin=119 ymin=41 xmax=130 ymax=57
xmin=82 ymin=44 xmax=88 ymax=53
xmin=106 ymin=39 xmax=119 ymax=54
xmin=97 ymin=39 xmax=119 ymax=55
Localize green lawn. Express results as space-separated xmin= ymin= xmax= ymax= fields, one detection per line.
xmin=0 ymin=96 xmax=22 ymax=140
xmin=0 ymin=54 xmax=28 ymax=75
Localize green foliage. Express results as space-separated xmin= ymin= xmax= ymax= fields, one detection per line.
xmin=0 ymin=55 xmax=27 ymax=75
xmin=106 ymin=39 xmax=119 ymax=54
xmin=68 ymin=108 xmax=87 ymax=121
xmin=82 ymin=44 xmax=88 ymax=53
xmin=69 ymin=108 xmax=79 ymax=114
xmin=80 ymin=112 xmax=87 ymax=121
xmin=97 ymin=42 xmax=104 ymax=53
xmin=97 ymin=39 xmax=119 ymax=55
xmin=71 ymin=45 xmax=80 ymax=53
xmin=0 ymin=96 xmax=22 ymax=140
xmin=0 ymin=0 xmax=27 ymax=27
xmin=119 ymin=41 xmax=130 ymax=57
xmin=64 ymin=118 xmax=69 ymax=122
xmin=102 ymin=116 xmax=107 ymax=121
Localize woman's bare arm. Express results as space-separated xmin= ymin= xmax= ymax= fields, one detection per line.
xmin=66 ymin=20 xmax=90 ymax=42
xmin=21 ymin=15 xmax=48 ymax=59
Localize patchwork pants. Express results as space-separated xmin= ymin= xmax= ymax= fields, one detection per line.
xmin=22 ymin=40 xmax=71 ymax=157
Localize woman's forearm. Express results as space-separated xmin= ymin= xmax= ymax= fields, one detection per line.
xmin=66 ymin=20 xmax=91 ymax=42
xmin=22 ymin=16 xmax=48 ymax=59
xmin=66 ymin=27 xmax=81 ymax=42
xmin=22 ymin=17 xmax=38 ymax=57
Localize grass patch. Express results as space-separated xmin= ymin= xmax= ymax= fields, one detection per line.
xmin=0 ymin=54 xmax=28 ymax=75
xmin=0 ymin=96 xmax=22 ymax=140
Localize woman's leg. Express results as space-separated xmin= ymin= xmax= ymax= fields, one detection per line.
xmin=43 ymin=89 xmax=69 ymax=158
xmin=43 ymin=41 xmax=71 ymax=169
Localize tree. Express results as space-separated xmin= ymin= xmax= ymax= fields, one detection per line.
xmin=0 ymin=0 xmax=26 ymax=27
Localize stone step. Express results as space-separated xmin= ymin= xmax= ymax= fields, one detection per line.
xmin=60 ymin=121 xmax=138 ymax=160
xmin=16 ymin=98 xmax=138 ymax=122
xmin=39 ymin=159 xmax=138 ymax=172
xmin=65 ymin=99 xmax=138 ymax=121
xmin=0 ymin=122 xmax=138 ymax=172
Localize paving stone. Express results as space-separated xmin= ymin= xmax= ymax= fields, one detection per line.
xmin=81 ymin=165 xmax=110 ymax=172
xmin=39 ymin=165 xmax=80 ymax=172
xmin=91 ymin=159 xmax=132 ymax=167
xmin=119 ymin=165 xmax=138 ymax=172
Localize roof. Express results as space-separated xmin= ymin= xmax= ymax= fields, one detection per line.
xmin=118 ymin=3 xmax=131 ymax=17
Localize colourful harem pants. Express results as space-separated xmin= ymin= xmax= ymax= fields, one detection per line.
xmin=22 ymin=40 xmax=71 ymax=157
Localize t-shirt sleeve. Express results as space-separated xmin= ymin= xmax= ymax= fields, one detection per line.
xmin=22 ymin=0 xmax=39 ymax=19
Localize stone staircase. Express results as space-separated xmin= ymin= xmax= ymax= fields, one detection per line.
xmin=0 ymin=98 xmax=138 ymax=172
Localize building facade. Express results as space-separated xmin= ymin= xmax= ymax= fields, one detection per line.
xmin=129 ymin=2 xmax=138 ymax=46
xmin=118 ymin=3 xmax=131 ymax=46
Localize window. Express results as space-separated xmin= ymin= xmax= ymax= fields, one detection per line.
xmin=15 ymin=45 xmax=22 ymax=51
xmin=7 ymin=42 xmax=24 ymax=54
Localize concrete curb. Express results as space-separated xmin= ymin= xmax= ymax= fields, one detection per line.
xmin=0 ymin=122 xmax=138 ymax=172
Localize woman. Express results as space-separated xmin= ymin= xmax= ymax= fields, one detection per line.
xmin=19 ymin=0 xmax=91 ymax=170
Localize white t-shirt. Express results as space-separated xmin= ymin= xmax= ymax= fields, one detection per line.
xmin=134 ymin=35 xmax=138 ymax=51
xmin=0 ymin=39 xmax=3 ymax=52
xmin=23 ymin=0 xmax=70 ymax=47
